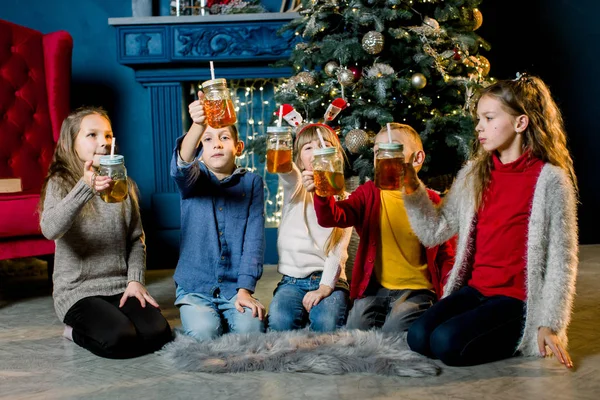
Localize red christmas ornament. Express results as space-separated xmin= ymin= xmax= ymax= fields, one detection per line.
xmin=453 ymin=48 xmax=461 ymax=61
xmin=348 ymin=66 xmax=362 ymax=80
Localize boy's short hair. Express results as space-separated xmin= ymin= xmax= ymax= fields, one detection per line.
xmin=379 ymin=123 xmax=423 ymax=151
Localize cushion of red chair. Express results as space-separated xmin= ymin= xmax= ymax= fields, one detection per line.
xmin=0 ymin=236 xmax=54 ymax=260
xmin=0 ymin=190 xmax=43 ymax=238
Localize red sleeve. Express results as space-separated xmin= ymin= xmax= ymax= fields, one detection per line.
xmin=436 ymin=236 xmax=456 ymax=293
xmin=313 ymin=185 xmax=367 ymax=229
xmin=426 ymin=189 xmax=456 ymax=295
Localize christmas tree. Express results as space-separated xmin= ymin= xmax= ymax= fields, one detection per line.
xmin=274 ymin=0 xmax=493 ymax=190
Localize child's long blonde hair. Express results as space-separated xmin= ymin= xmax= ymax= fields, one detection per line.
xmin=291 ymin=124 xmax=347 ymax=257
xmin=39 ymin=107 xmax=139 ymax=214
xmin=469 ymin=75 xmax=577 ymax=210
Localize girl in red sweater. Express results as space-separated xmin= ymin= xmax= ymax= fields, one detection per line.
xmin=403 ymin=75 xmax=578 ymax=368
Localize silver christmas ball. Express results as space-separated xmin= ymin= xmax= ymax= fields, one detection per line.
xmin=337 ymin=68 xmax=355 ymax=86
xmin=411 ymin=73 xmax=427 ymax=89
xmin=295 ymin=71 xmax=315 ymax=86
xmin=423 ymin=17 xmax=440 ymax=30
xmin=324 ymin=61 xmax=339 ymax=77
xmin=345 ymin=129 xmax=370 ymax=154
xmin=362 ymin=31 xmax=385 ymax=55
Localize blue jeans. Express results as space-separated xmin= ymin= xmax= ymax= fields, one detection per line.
xmin=268 ymin=273 xmax=349 ymax=332
xmin=175 ymin=286 xmax=265 ymax=341
xmin=407 ymin=286 xmax=525 ymax=366
xmin=347 ymin=287 xmax=436 ymax=333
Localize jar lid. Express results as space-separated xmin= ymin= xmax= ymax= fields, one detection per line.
xmin=266 ymin=126 xmax=291 ymax=134
xmin=99 ymin=155 xmax=124 ymax=165
xmin=377 ymin=143 xmax=404 ymax=151
xmin=201 ymin=78 xmax=227 ymax=88
xmin=313 ymin=147 xmax=337 ymax=156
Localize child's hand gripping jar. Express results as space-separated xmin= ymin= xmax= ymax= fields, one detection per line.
xmin=375 ymin=143 xmax=404 ymax=190
xmin=98 ymin=155 xmax=128 ymax=203
xmin=266 ymin=126 xmax=293 ymax=174
xmin=312 ymin=147 xmax=345 ymax=197
xmin=201 ymin=78 xmax=237 ymax=128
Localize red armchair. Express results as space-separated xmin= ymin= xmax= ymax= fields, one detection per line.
xmin=0 ymin=19 xmax=72 ymax=276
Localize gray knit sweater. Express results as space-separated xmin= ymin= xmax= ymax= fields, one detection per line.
xmin=41 ymin=178 xmax=146 ymax=321
xmin=403 ymin=162 xmax=578 ymax=356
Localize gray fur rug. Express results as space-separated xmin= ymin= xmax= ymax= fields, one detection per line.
xmin=159 ymin=330 xmax=441 ymax=376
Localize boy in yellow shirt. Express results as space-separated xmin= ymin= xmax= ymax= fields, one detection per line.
xmin=303 ymin=123 xmax=455 ymax=331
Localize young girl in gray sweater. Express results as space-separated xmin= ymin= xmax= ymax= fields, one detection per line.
xmin=40 ymin=107 xmax=172 ymax=358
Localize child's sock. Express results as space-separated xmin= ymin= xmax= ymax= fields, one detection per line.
xmin=63 ymin=325 xmax=73 ymax=341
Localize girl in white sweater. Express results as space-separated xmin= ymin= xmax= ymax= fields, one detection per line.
xmin=268 ymin=124 xmax=352 ymax=332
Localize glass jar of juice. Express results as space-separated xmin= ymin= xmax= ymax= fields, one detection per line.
xmin=312 ymin=147 xmax=345 ymax=197
xmin=98 ymin=155 xmax=128 ymax=203
xmin=375 ymin=143 xmax=405 ymax=190
xmin=201 ymin=78 xmax=237 ymax=129
xmin=266 ymin=126 xmax=293 ymax=173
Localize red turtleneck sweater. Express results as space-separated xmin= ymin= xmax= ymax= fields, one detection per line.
xmin=468 ymin=151 xmax=544 ymax=301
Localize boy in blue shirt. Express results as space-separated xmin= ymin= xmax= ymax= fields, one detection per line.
xmin=170 ymin=92 xmax=265 ymax=341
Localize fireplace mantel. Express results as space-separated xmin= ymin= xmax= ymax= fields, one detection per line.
xmin=108 ymin=13 xmax=299 ymax=264
xmin=109 ymin=13 xmax=299 ymax=82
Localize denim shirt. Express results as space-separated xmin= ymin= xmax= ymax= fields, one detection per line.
xmin=170 ymin=136 xmax=265 ymax=299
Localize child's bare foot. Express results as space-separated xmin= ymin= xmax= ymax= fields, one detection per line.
xmin=63 ymin=325 xmax=73 ymax=341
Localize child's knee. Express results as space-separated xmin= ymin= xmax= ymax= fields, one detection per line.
xmin=180 ymin=306 xmax=222 ymax=341
xmin=185 ymin=323 xmax=222 ymax=341
xmin=146 ymin=319 xmax=174 ymax=347
xmin=231 ymin=310 xmax=265 ymax=334
xmin=384 ymin=299 xmax=432 ymax=332
xmin=346 ymin=306 xmax=373 ymax=330
xmin=101 ymin=322 xmax=138 ymax=354
xmin=381 ymin=313 xmax=416 ymax=333
xmin=407 ymin=319 xmax=429 ymax=355
xmin=310 ymin=299 xmax=347 ymax=332
xmin=430 ymin=325 xmax=463 ymax=365
xmin=309 ymin=313 xmax=338 ymax=332
xmin=267 ymin=309 xmax=295 ymax=331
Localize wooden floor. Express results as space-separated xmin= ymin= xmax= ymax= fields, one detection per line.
xmin=1 ymin=246 xmax=599 ymax=400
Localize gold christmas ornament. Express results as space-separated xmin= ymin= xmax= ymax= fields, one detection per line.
xmin=472 ymin=8 xmax=483 ymax=30
xmin=411 ymin=73 xmax=427 ymax=89
xmin=423 ymin=17 xmax=440 ymax=30
xmin=337 ymin=67 xmax=355 ymax=86
xmin=477 ymin=55 xmax=491 ymax=76
xmin=463 ymin=56 xmax=477 ymax=68
xmin=295 ymin=71 xmax=315 ymax=86
xmin=324 ymin=61 xmax=339 ymax=77
xmin=362 ymin=31 xmax=385 ymax=55
xmin=345 ymin=129 xmax=370 ymax=154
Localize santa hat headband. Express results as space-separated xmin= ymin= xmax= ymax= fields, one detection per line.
xmin=276 ymin=98 xmax=348 ymax=130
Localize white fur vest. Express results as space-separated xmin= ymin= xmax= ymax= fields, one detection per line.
xmin=403 ymin=162 xmax=578 ymax=356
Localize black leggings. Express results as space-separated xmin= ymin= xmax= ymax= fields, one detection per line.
xmin=64 ymin=294 xmax=173 ymax=359
xmin=407 ymin=286 xmax=525 ymax=366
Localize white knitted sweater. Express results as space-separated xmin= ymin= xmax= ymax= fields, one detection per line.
xmin=276 ymin=164 xmax=351 ymax=288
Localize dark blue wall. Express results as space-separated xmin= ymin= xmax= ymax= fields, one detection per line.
xmin=478 ymin=0 xmax=600 ymax=244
